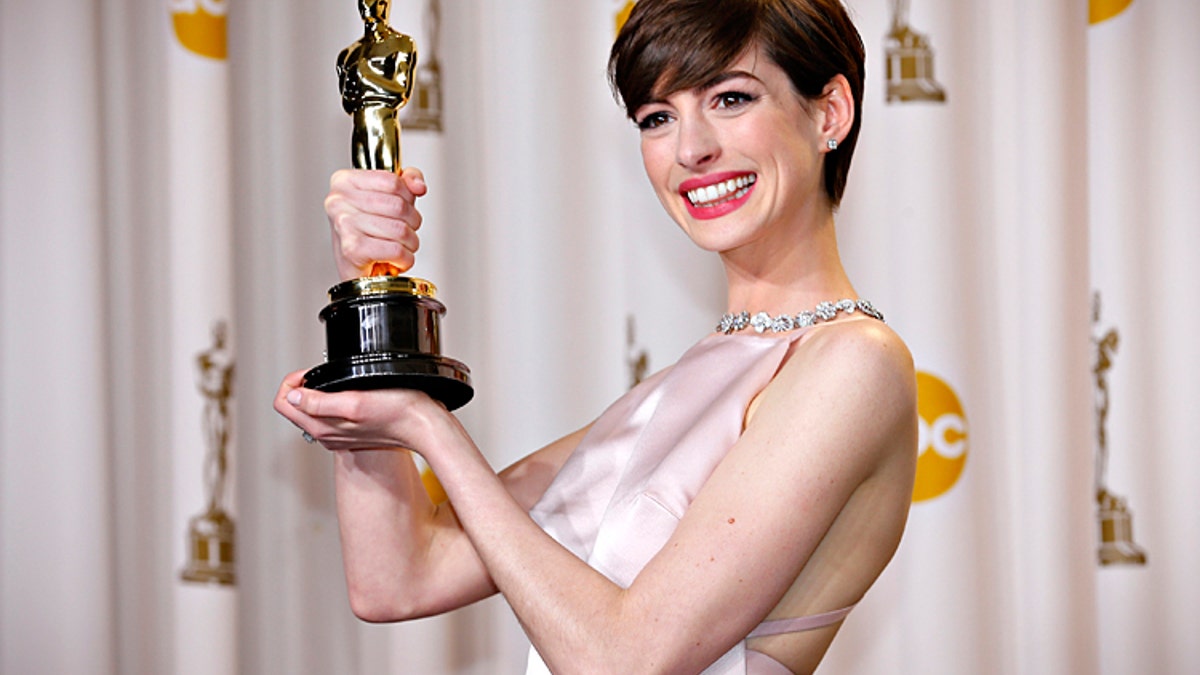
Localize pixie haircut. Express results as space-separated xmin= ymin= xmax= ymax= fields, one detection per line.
xmin=609 ymin=0 xmax=865 ymax=207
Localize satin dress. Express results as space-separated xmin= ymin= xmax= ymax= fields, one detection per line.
xmin=524 ymin=328 xmax=854 ymax=674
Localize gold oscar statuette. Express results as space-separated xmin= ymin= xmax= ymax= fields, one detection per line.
xmin=303 ymin=0 xmax=472 ymax=409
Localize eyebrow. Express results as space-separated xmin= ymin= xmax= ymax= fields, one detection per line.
xmin=642 ymin=69 xmax=764 ymax=108
xmin=694 ymin=70 xmax=762 ymax=92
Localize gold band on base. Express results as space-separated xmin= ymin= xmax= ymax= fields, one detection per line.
xmin=328 ymin=275 xmax=437 ymax=303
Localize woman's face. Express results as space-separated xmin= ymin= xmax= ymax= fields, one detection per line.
xmin=634 ymin=47 xmax=829 ymax=255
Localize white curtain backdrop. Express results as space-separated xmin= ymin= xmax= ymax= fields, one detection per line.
xmin=1087 ymin=1 xmax=1200 ymax=673
xmin=2 ymin=1 xmax=1197 ymax=674
xmin=1 ymin=1 xmax=116 ymax=672
xmin=825 ymin=1 xmax=1097 ymax=673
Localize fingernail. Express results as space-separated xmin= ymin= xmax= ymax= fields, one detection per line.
xmin=287 ymin=390 xmax=302 ymax=406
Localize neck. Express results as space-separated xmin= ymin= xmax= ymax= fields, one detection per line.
xmin=720 ymin=211 xmax=856 ymax=314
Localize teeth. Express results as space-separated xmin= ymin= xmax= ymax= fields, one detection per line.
xmin=686 ymin=174 xmax=756 ymax=208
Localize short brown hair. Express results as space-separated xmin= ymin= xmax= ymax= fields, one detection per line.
xmin=609 ymin=0 xmax=865 ymax=207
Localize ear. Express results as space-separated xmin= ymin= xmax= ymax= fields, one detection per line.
xmin=817 ymin=74 xmax=855 ymax=150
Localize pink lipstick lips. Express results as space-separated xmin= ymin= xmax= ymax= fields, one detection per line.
xmin=678 ymin=172 xmax=757 ymax=220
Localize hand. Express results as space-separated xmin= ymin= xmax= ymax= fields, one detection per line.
xmin=273 ymin=369 xmax=452 ymax=454
xmin=324 ymin=167 xmax=427 ymax=281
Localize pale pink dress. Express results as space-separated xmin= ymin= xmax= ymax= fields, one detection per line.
xmin=524 ymin=329 xmax=854 ymax=674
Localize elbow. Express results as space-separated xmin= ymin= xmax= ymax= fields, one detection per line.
xmin=348 ymin=594 xmax=400 ymax=624
xmin=346 ymin=586 xmax=402 ymax=623
xmin=345 ymin=578 xmax=425 ymax=624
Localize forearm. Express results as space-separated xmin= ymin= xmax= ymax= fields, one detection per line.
xmin=334 ymin=449 xmax=434 ymax=619
xmin=425 ymin=428 xmax=668 ymax=673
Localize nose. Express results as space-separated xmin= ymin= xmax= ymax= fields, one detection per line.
xmin=675 ymin=114 xmax=720 ymax=170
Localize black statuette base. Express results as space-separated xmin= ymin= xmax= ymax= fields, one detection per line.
xmin=303 ymin=276 xmax=473 ymax=411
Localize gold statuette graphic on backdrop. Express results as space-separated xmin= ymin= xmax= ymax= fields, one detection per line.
xmin=885 ymin=0 xmax=946 ymax=103
xmin=182 ymin=321 xmax=236 ymax=585
xmin=303 ymin=0 xmax=472 ymax=409
xmin=625 ymin=316 xmax=649 ymax=389
xmin=1092 ymin=293 xmax=1146 ymax=566
xmin=402 ymin=0 xmax=444 ymax=132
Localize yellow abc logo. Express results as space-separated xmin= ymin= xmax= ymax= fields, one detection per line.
xmin=913 ymin=371 xmax=967 ymax=502
xmin=616 ymin=1 xmax=636 ymax=36
xmin=421 ymin=466 xmax=448 ymax=504
xmin=169 ymin=0 xmax=227 ymax=60
xmin=1090 ymin=0 xmax=1133 ymax=24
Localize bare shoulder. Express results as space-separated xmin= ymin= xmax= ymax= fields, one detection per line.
xmin=750 ymin=318 xmax=917 ymax=469
xmin=792 ymin=318 xmax=914 ymax=392
xmin=763 ymin=317 xmax=914 ymax=403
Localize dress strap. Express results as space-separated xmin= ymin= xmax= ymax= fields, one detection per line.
xmin=746 ymin=604 xmax=856 ymax=638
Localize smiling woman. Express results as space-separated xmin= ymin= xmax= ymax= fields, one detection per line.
xmin=629 ymin=45 xmax=843 ymax=259
xmin=275 ymin=1 xmax=918 ymax=673
xmin=611 ymin=0 xmax=864 ymax=207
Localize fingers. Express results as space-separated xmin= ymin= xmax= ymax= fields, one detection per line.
xmin=274 ymin=371 xmax=367 ymax=432
xmin=326 ymin=168 xmax=427 ymax=279
xmin=285 ymin=385 xmax=348 ymax=421
xmin=287 ymin=385 xmax=427 ymax=424
xmin=274 ymin=378 xmax=353 ymax=450
xmin=276 ymin=376 xmax=363 ymax=428
xmin=329 ymin=213 xmax=420 ymax=277
xmin=400 ymin=166 xmax=427 ymax=198
xmin=274 ymin=369 xmax=312 ymax=414
xmin=329 ymin=168 xmax=425 ymax=219
xmin=276 ymin=374 xmax=447 ymax=452
xmin=274 ymin=371 xmax=319 ymax=440
xmin=333 ymin=166 xmax=425 ymax=195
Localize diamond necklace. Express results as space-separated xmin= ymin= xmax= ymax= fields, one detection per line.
xmin=717 ymin=299 xmax=885 ymax=335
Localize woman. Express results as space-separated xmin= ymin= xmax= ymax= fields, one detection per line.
xmin=276 ymin=0 xmax=918 ymax=672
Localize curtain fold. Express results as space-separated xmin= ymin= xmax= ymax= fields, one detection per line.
xmin=103 ymin=1 xmax=176 ymax=673
xmin=1 ymin=2 xmax=116 ymax=673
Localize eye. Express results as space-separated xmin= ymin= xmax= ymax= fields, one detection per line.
xmin=714 ymin=91 xmax=755 ymax=110
xmin=636 ymin=110 xmax=673 ymax=131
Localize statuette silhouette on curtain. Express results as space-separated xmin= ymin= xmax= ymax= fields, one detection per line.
xmin=626 ymin=316 xmax=649 ymax=389
xmin=181 ymin=320 xmax=237 ymax=585
xmin=1092 ymin=293 xmax=1147 ymax=566
xmin=885 ymin=0 xmax=947 ymax=103
xmin=403 ymin=0 xmax=444 ymax=132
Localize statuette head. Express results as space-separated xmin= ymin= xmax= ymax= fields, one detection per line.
xmin=358 ymin=0 xmax=391 ymax=23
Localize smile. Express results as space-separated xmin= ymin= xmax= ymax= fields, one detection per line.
xmin=683 ymin=174 xmax=757 ymax=208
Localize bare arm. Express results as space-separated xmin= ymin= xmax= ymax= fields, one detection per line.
xmin=275 ymin=370 xmax=588 ymax=620
xmin=281 ymin=321 xmax=916 ymax=673
xmin=436 ymin=322 xmax=915 ymax=673
xmin=287 ymin=167 xmax=591 ymax=619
